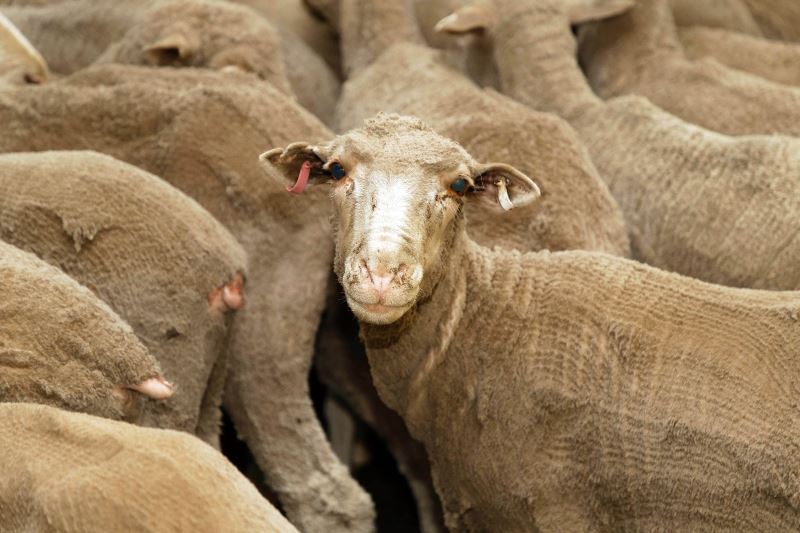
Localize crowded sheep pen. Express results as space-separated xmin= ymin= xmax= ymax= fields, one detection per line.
xmin=0 ymin=0 xmax=799 ymax=531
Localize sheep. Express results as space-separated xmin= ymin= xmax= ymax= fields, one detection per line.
xmin=325 ymin=0 xmax=629 ymax=526
xmin=0 ymin=65 xmax=372 ymax=533
xmin=0 ymin=0 xmax=343 ymax=125
xmin=1 ymin=402 xmax=298 ymax=533
xmin=436 ymin=0 xmax=800 ymax=293
xmin=0 ymin=11 xmax=46 ymax=85
xmin=327 ymin=1 xmax=628 ymax=527
xmin=577 ymin=0 xmax=800 ymax=137
xmin=679 ymin=26 xmax=800 ymax=88
xmin=0 ymin=150 xmax=246 ymax=445
xmin=263 ymin=113 xmax=800 ymax=531
xmin=668 ymin=0 xmax=762 ymax=36
xmin=0 ymin=239 xmax=173 ymax=420
xmin=0 ymin=0 xmax=290 ymax=91
xmin=335 ymin=0 xmax=630 ymax=257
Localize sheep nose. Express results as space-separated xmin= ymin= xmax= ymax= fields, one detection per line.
xmin=363 ymin=261 xmax=407 ymax=298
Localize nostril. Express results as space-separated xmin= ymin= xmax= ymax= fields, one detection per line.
xmin=396 ymin=263 xmax=408 ymax=281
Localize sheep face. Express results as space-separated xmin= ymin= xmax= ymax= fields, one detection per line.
xmin=262 ymin=114 xmax=539 ymax=325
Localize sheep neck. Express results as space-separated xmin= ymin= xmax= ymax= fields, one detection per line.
xmin=359 ymin=224 xmax=474 ymax=431
xmin=489 ymin=7 xmax=602 ymax=121
xmin=339 ymin=0 xmax=425 ymax=77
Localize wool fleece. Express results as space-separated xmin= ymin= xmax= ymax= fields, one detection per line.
xmin=0 ymin=65 xmax=371 ymax=533
xmin=0 ymin=240 xmax=168 ymax=421
xmin=0 ymin=151 xmax=247 ymax=444
xmin=0 ymin=402 xmax=298 ymax=532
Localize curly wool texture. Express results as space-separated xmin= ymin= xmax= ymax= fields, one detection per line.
xmin=579 ymin=0 xmax=800 ymax=137
xmin=355 ymin=220 xmax=800 ymax=531
xmin=0 ymin=0 xmax=292 ymax=94
xmin=679 ymin=27 xmax=800 ymax=88
xmin=0 ymin=151 xmax=246 ymax=444
xmin=479 ymin=0 xmax=800 ymax=292
xmin=0 ymin=403 xmax=298 ymax=533
xmin=0 ymin=65 xmax=372 ymax=533
xmin=0 ymin=240 xmax=163 ymax=421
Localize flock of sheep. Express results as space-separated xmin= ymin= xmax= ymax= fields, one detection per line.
xmin=1 ymin=0 xmax=799 ymax=531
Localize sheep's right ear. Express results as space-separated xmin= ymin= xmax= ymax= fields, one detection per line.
xmin=259 ymin=142 xmax=330 ymax=194
xmin=566 ymin=0 xmax=635 ymax=25
xmin=434 ymin=1 xmax=493 ymax=35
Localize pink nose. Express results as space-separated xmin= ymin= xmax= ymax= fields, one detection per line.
xmin=365 ymin=263 xmax=407 ymax=298
xmin=370 ymin=272 xmax=395 ymax=296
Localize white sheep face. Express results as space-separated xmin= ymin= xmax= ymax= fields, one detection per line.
xmin=262 ymin=114 xmax=540 ymax=325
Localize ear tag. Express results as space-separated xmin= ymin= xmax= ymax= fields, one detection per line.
xmin=287 ymin=160 xmax=311 ymax=194
xmin=497 ymin=179 xmax=514 ymax=211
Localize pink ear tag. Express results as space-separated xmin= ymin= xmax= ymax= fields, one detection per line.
xmin=287 ymin=160 xmax=311 ymax=194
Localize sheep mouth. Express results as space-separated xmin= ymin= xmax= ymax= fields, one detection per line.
xmin=346 ymin=297 xmax=414 ymax=325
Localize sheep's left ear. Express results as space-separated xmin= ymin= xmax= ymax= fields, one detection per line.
xmin=566 ymin=0 xmax=636 ymax=25
xmin=469 ymin=163 xmax=541 ymax=211
xmin=143 ymin=29 xmax=198 ymax=66
xmin=434 ymin=1 xmax=493 ymax=35
xmin=259 ymin=142 xmax=331 ymax=194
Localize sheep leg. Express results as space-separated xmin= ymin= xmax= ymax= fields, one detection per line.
xmin=224 ymin=232 xmax=375 ymax=533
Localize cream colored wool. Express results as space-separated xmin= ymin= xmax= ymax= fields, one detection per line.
xmin=679 ymin=26 xmax=800 ymax=88
xmin=0 ymin=151 xmax=246 ymax=444
xmin=265 ymin=114 xmax=800 ymax=531
xmin=0 ymin=0 xmax=292 ymax=94
xmin=0 ymin=66 xmax=372 ymax=533
xmin=579 ymin=0 xmax=800 ymax=137
xmin=0 ymin=402 xmax=298 ymax=533
xmin=669 ymin=0 xmax=762 ymax=36
xmin=439 ymin=0 xmax=800 ymax=292
xmin=0 ymin=12 xmax=46 ymax=85
xmin=0 ymin=240 xmax=168 ymax=421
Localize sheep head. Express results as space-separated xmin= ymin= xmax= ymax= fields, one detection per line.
xmin=98 ymin=1 xmax=292 ymax=94
xmin=261 ymin=114 xmax=539 ymax=325
xmin=434 ymin=0 xmax=635 ymax=35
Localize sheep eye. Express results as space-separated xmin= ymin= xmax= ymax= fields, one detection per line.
xmin=449 ymin=177 xmax=468 ymax=195
xmin=330 ymin=162 xmax=346 ymax=181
